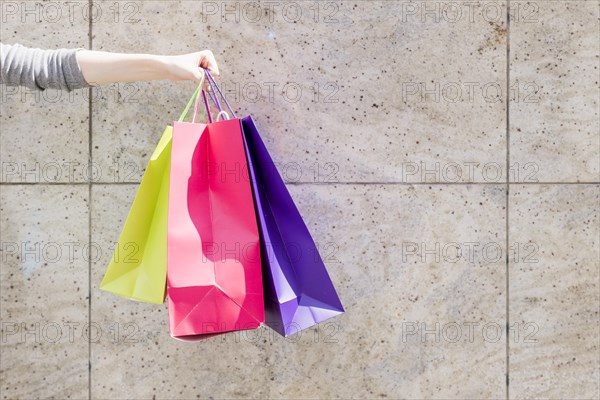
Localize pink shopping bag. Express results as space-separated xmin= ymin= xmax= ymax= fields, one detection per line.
xmin=167 ymin=78 xmax=265 ymax=340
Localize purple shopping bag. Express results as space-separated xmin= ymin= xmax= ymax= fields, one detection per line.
xmin=240 ymin=116 xmax=344 ymax=336
xmin=203 ymin=71 xmax=344 ymax=336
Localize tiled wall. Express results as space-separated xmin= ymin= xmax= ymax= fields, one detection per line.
xmin=1 ymin=1 xmax=598 ymax=399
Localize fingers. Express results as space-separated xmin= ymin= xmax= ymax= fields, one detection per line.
xmin=192 ymin=67 xmax=203 ymax=84
xmin=193 ymin=50 xmax=219 ymax=93
xmin=198 ymin=50 xmax=220 ymax=77
xmin=202 ymin=76 xmax=211 ymax=92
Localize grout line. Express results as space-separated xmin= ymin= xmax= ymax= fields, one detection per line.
xmin=0 ymin=181 xmax=599 ymax=186
xmin=87 ymin=1 xmax=93 ymax=399
xmin=505 ymin=1 xmax=511 ymax=399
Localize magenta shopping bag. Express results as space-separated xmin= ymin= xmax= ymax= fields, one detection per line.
xmin=167 ymin=77 xmax=264 ymax=340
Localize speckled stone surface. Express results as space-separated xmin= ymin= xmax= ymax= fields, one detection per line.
xmin=509 ymin=184 xmax=600 ymax=399
xmin=510 ymin=1 xmax=600 ymax=182
xmin=267 ymin=184 xmax=507 ymax=399
xmin=0 ymin=6 xmax=90 ymax=183
xmin=0 ymin=0 xmax=598 ymax=399
xmin=0 ymin=186 xmax=89 ymax=399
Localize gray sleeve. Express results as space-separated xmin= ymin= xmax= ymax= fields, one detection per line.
xmin=0 ymin=42 xmax=90 ymax=91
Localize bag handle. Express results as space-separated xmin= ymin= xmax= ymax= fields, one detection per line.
xmin=205 ymin=75 xmax=223 ymax=115
xmin=178 ymin=82 xmax=202 ymax=122
xmin=192 ymin=70 xmax=214 ymax=124
xmin=204 ymin=70 xmax=237 ymax=119
xmin=178 ymin=71 xmax=212 ymax=123
xmin=179 ymin=69 xmax=233 ymax=124
xmin=195 ymin=69 xmax=232 ymax=122
xmin=204 ymin=78 xmax=230 ymax=122
xmin=216 ymin=110 xmax=230 ymax=121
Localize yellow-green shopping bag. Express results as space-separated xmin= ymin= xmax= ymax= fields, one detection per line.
xmin=100 ymin=84 xmax=204 ymax=304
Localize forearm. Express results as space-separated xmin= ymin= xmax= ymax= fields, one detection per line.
xmin=76 ymin=49 xmax=172 ymax=85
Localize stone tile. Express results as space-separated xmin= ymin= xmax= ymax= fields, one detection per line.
xmin=510 ymin=1 xmax=600 ymax=182
xmin=0 ymin=3 xmax=90 ymax=183
xmin=0 ymin=185 xmax=89 ymax=399
xmin=264 ymin=184 xmax=507 ymax=399
xmin=509 ymin=184 xmax=600 ymax=399
xmin=91 ymin=1 xmax=507 ymax=183
xmin=90 ymin=184 xmax=270 ymax=399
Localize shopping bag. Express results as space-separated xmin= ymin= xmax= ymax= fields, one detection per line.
xmin=167 ymin=78 xmax=264 ymax=339
xmin=242 ymin=116 xmax=345 ymax=336
xmin=100 ymin=84 xmax=204 ymax=304
xmin=205 ymin=71 xmax=344 ymax=336
xmin=99 ymin=126 xmax=171 ymax=304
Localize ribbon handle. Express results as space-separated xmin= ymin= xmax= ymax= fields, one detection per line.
xmin=179 ymin=69 xmax=232 ymax=124
xmin=204 ymin=70 xmax=237 ymax=118
xmin=178 ymin=82 xmax=201 ymax=122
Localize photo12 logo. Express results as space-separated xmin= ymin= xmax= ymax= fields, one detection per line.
xmin=214 ymin=81 xmax=339 ymax=105
xmin=199 ymin=1 xmax=346 ymax=24
xmin=400 ymin=81 xmax=539 ymax=104
xmin=401 ymin=241 xmax=540 ymax=264
xmin=0 ymin=83 xmax=141 ymax=105
xmin=401 ymin=321 xmax=539 ymax=343
xmin=1 ymin=321 xmax=143 ymax=344
xmin=0 ymin=1 xmax=142 ymax=24
xmin=393 ymin=161 xmax=540 ymax=183
xmin=398 ymin=2 xmax=539 ymax=24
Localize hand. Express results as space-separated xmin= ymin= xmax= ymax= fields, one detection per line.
xmin=162 ymin=50 xmax=220 ymax=91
